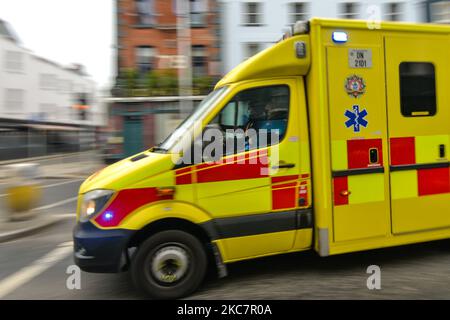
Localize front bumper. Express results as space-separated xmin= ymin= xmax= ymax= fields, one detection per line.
xmin=73 ymin=221 xmax=135 ymax=273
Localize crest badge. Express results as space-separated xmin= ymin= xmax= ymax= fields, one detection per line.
xmin=345 ymin=75 xmax=366 ymax=98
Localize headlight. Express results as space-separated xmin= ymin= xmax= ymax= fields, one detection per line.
xmin=79 ymin=189 xmax=114 ymax=222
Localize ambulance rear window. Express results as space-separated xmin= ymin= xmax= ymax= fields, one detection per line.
xmin=399 ymin=62 xmax=436 ymax=117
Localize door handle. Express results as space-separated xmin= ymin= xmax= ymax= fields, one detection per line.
xmin=439 ymin=144 xmax=446 ymax=158
xmin=369 ymin=148 xmax=379 ymax=164
xmin=272 ymin=161 xmax=296 ymax=169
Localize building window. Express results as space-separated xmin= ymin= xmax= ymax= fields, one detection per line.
xmin=5 ymin=89 xmax=25 ymax=111
xmin=385 ymin=2 xmax=403 ymax=21
xmin=60 ymin=80 xmax=73 ymax=94
xmin=191 ymin=0 xmax=207 ymax=27
xmin=430 ymin=1 xmax=450 ymax=24
xmin=135 ymin=0 xmax=157 ymax=25
xmin=244 ymin=43 xmax=262 ymax=60
xmin=136 ymin=46 xmax=156 ymax=75
xmin=40 ymin=74 xmax=57 ymax=90
xmin=192 ymin=45 xmax=207 ymax=77
xmin=288 ymin=2 xmax=309 ymax=25
xmin=399 ymin=62 xmax=436 ymax=117
xmin=339 ymin=2 xmax=359 ymax=19
xmin=4 ymin=51 xmax=24 ymax=72
xmin=243 ymin=2 xmax=263 ymax=26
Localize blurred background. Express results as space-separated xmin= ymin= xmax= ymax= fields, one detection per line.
xmin=0 ymin=0 xmax=450 ymax=300
xmin=0 ymin=0 xmax=448 ymax=164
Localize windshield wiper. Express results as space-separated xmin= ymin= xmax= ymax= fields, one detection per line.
xmin=150 ymin=145 xmax=168 ymax=153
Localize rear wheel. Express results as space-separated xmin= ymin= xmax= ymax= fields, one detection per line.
xmin=131 ymin=230 xmax=207 ymax=299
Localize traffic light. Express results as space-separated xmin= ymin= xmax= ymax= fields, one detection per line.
xmin=73 ymin=93 xmax=90 ymax=121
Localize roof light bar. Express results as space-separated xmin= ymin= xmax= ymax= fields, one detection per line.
xmin=332 ymin=31 xmax=348 ymax=43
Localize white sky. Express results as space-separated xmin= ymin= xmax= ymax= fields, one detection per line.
xmin=0 ymin=0 xmax=114 ymax=89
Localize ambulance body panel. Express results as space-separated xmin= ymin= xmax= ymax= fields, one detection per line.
xmin=73 ymin=18 xmax=450 ymax=299
xmin=306 ymin=19 xmax=450 ymax=256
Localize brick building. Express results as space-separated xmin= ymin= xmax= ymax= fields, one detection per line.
xmin=107 ymin=1 xmax=221 ymax=161
xmin=114 ymin=0 xmax=222 ymax=95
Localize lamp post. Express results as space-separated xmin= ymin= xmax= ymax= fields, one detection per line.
xmin=176 ymin=0 xmax=193 ymax=117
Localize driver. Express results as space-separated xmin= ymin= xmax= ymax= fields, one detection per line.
xmin=244 ymin=100 xmax=269 ymax=132
xmin=243 ymin=99 xmax=273 ymax=150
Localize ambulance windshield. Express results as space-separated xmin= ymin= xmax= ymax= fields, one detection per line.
xmin=156 ymin=86 xmax=229 ymax=153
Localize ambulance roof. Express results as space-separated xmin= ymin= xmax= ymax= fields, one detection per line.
xmin=309 ymin=17 xmax=450 ymax=35
xmin=215 ymin=35 xmax=311 ymax=89
xmin=215 ymin=18 xmax=450 ymax=89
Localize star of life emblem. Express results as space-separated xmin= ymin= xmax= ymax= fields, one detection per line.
xmin=345 ymin=105 xmax=368 ymax=133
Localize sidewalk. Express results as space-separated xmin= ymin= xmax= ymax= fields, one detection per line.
xmin=0 ymin=214 xmax=73 ymax=243
xmin=0 ymin=151 xmax=106 ymax=243
xmin=39 ymin=157 xmax=105 ymax=179
xmin=0 ymin=150 xmax=105 ymax=180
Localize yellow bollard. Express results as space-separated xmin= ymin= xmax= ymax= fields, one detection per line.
xmin=5 ymin=184 xmax=42 ymax=213
xmin=3 ymin=163 xmax=43 ymax=221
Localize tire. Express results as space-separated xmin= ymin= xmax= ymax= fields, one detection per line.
xmin=131 ymin=230 xmax=207 ymax=299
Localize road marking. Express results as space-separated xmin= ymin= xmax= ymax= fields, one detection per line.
xmin=59 ymin=213 xmax=77 ymax=218
xmin=32 ymin=196 xmax=78 ymax=211
xmin=0 ymin=151 xmax=92 ymax=165
xmin=0 ymin=178 xmax=83 ymax=198
xmin=40 ymin=179 xmax=84 ymax=189
xmin=0 ymin=241 xmax=73 ymax=298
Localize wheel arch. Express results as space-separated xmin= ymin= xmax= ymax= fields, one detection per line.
xmin=126 ymin=217 xmax=226 ymax=278
xmin=127 ymin=217 xmax=212 ymax=249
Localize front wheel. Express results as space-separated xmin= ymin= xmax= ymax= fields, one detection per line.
xmin=131 ymin=230 xmax=207 ymax=299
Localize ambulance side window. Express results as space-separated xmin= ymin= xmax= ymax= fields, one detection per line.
xmin=399 ymin=62 xmax=436 ymax=117
xmin=218 ymin=101 xmax=237 ymax=128
xmin=208 ymin=85 xmax=290 ymax=155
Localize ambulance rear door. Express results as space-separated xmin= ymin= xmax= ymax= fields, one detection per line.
xmin=384 ymin=34 xmax=450 ymax=234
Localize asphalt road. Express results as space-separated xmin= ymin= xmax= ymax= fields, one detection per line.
xmin=1 ymin=209 xmax=450 ymax=298
xmin=1 ymin=175 xmax=450 ymax=299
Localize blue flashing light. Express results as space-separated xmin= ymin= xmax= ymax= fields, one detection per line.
xmin=332 ymin=31 xmax=348 ymax=43
xmin=104 ymin=212 xmax=113 ymax=221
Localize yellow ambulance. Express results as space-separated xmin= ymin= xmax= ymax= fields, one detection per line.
xmin=74 ymin=18 xmax=450 ymax=299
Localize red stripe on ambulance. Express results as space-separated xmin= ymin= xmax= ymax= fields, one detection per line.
xmin=94 ymin=188 xmax=173 ymax=227
xmin=175 ymin=167 xmax=192 ymax=185
xmin=347 ymin=138 xmax=383 ymax=169
xmin=333 ymin=176 xmax=349 ymax=206
xmin=196 ymin=151 xmax=269 ymax=183
xmin=272 ymin=186 xmax=297 ymax=210
xmin=272 ymin=175 xmax=298 ymax=184
xmin=390 ymin=137 xmax=415 ymax=165
xmin=418 ymin=167 xmax=450 ymax=196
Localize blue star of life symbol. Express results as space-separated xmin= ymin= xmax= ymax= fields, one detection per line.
xmin=345 ymin=105 xmax=368 ymax=133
